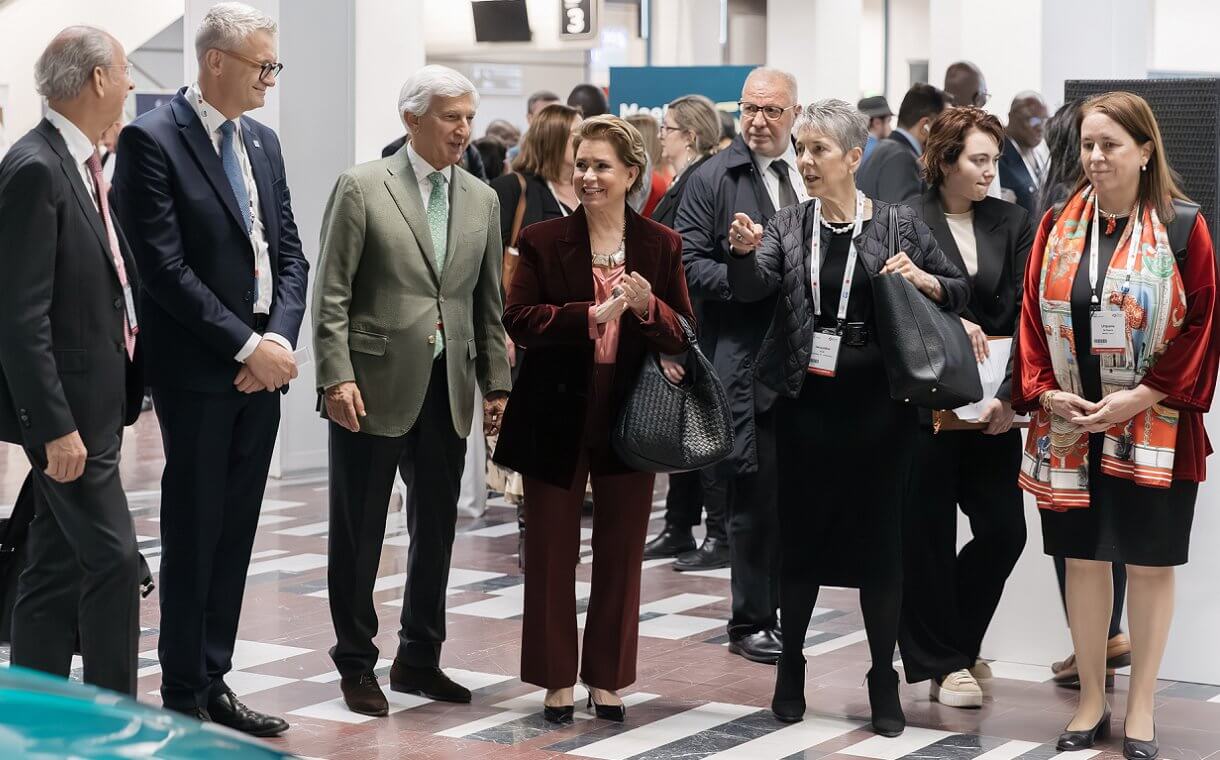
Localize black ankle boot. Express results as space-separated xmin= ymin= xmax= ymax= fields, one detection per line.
xmin=866 ymin=667 xmax=905 ymax=737
xmin=771 ymin=654 xmax=806 ymax=722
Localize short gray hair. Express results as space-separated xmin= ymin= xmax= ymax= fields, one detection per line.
xmin=34 ymin=26 xmax=117 ymax=102
xmin=195 ymin=2 xmax=278 ymax=64
xmin=398 ymin=65 xmax=480 ymax=125
xmin=795 ymin=99 xmax=869 ymax=153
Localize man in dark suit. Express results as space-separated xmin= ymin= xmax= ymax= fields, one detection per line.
xmin=999 ymin=91 xmax=1050 ymax=217
xmin=111 ymin=2 xmax=307 ymax=736
xmin=0 ymin=26 xmax=142 ymax=695
xmin=857 ymin=83 xmax=948 ymax=202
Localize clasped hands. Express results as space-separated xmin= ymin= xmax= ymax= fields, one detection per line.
xmin=592 ymin=272 xmax=652 ymax=324
xmin=234 ymin=339 xmax=298 ymax=393
xmin=1043 ymin=385 xmax=1168 ymax=434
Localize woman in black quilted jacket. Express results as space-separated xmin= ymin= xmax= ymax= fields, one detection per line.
xmin=725 ymin=99 xmax=970 ymax=737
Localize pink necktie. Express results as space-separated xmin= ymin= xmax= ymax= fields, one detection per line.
xmin=85 ymin=151 xmax=136 ymax=360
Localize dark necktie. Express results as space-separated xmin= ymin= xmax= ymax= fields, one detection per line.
xmin=771 ymin=159 xmax=799 ymax=209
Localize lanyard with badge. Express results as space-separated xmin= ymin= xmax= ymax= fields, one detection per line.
xmin=1088 ymin=197 xmax=1140 ymax=355
xmin=807 ymin=191 xmax=866 ymax=377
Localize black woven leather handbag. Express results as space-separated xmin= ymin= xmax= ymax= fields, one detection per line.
xmin=871 ymin=205 xmax=982 ymax=410
xmin=612 ymin=316 xmax=734 ymax=473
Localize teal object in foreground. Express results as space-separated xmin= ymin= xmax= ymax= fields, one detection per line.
xmin=0 ymin=666 xmax=296 ymax=758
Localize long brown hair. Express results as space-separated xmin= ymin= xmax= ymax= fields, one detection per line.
xmin=1074 ymin=91 xmax=1189 ymax=221
xmin=511 ymin=103 xmax=581 ymax=183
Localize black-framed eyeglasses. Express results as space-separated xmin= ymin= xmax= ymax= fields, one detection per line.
xmin=738 ymin=101 xmax=798 ymax=121
xmin=218 ymin=49 xmax=284 ymax=81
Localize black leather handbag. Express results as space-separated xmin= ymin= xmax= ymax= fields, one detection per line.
xmin=612 ymin=316 xmax=734 ymax=473
xmin=871 ymin=206 xmax=982 ymax=410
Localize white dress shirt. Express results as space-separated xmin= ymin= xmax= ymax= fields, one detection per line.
xmin=406 ymin=140 xmax=452 ymax=212
xmin=185 ymin=83 xmax=290 ymax=362
xmin=45 ymin=109 xmax=98 ymax=212
xmin=752 ymin=142 xmax=809 ymax=212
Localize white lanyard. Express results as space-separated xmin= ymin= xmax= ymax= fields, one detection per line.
xmin=547 ymin=181 xmax=571 ymax=217
xmin=810 ymin=191 xmax=866 ymax=323
xmin=1088 ymin=197 xmax=1141 ymax=307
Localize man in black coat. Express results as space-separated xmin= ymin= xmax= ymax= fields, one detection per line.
xmin=111 ymin=3 xmax=307 ymax=736
xmin=0 ymin=26 xmax=143 ymax=695
xmin=857 ymin=83 xmax=948 ymax=203
xmin=675 ymin=67 xmax=809 ymax=664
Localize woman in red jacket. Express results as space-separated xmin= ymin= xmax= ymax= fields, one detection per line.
xmin=1013 ymin=91 xmax=1220 ymax=759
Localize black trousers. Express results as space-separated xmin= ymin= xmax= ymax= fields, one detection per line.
xmin=720 ymin=408 xmax=779 ymax=636
xmin=328 ymin=357 xmax=466 ymax=677
xmin=661 ymin=469 xmax=726 ymax=542
xmin=11 ymin=432 xmax=139 ymax=695
xmin=898 ymin=429 xmax=1026 ymax=683
xmin=152 ymin=386 xmax=280 ymax=710
xmin=1054 ymin=556 xmax=1126 ymax=638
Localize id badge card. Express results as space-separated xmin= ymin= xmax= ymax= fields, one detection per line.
xmin=122 ymin=284 xmax=140 ymax=334
xmin=808 ymin=329 xmax=842 ymax=377
xmin=1090 ymin=307 xmax=1125 ymax=355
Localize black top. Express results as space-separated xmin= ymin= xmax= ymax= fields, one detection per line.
xmin=814 ymin=222 xmax=875 ymax=331
xmin=1070 ymin=215 xmax=1129 ymax=403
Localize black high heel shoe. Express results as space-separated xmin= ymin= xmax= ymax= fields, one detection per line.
xmin=1123 ymin=727 xmax=1158 ymax=760
xmin=585 ymin=689 xmax=626 ymax=722
xmin=866 ymin=667 xmax=905 ymax=737
xmin=1056 ymin=704 xmax=1111 ymax=751
xmin=543 ymin=704 xmax=575 ymax=724
xmin=771 ymin=655 xmax=806 ymax=723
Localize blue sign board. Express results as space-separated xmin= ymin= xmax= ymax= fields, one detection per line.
xmin=608 ymin=65 xmax=756 ymax=121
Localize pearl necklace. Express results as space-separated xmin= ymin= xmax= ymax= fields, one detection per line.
xmin=820 ymin=217 xmax=855 ymax=235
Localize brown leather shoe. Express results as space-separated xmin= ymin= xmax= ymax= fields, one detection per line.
xmin=389 ymin=659 xmax=472 ymax=703
xmin=1106 ymin=633 xmax=1132 ymax=668
xmin=340 ymin=672 xmax=389 ymax=716
xmin=1051 ymin=654 xmax=1116 ymax=689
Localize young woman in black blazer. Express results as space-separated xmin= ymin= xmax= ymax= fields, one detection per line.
xmin=898 ymin=107 xmax=1033 ymax=708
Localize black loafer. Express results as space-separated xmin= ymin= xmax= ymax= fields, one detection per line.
xmin=340 ymin=672 xmax=389 ymax=716
xmin=1057 ymin=705 xmax=1111 ymax=751
xmin=389 ymin=660 xmax=472 ymax=703
xmin=728 ymin=629 xmax=782 ymax=664
xmin=1124 ymin=728 xmax=1158 ymax=760
xmin=207 ymin=688 xmax=289 ymax=737
xmin=643 ymin=526 xmax=696 ymax=559
xmin=672 ymin=537 xmax=730 ymax=572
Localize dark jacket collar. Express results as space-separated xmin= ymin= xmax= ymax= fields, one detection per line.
xmin=915 ymin=187 xmax=1007 ymax=304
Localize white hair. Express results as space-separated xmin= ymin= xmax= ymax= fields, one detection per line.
xmin=743 ymin=67 xmax=799 ymax=103
xmin=398 ymin=65 xmax=480 ymax=127
xmin=795 ymin=99 xmax=869 ymax=153
xmin=195 ymin=2 xmax=278 ymax=64
xmin=34 ymin=26 xmax=118 ymax=102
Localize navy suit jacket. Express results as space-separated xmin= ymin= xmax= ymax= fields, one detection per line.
xmin=998 ymin=137 xmax=1039 ymax=218
xmin=112 ymin=88 xmax=309 ymax=392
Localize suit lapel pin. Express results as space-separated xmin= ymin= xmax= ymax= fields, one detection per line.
xmin=253 ymin=139 xmax=261 ymax=148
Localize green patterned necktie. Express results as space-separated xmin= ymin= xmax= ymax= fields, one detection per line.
xmin=427 ymin=171 xmax=448 ymax=357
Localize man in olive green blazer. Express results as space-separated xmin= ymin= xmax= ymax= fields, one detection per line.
xmin=312 ymin=65 xmax=511 ymax=717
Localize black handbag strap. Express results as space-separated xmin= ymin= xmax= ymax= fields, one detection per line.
xmin=887 ymin=204 xmax=899 ymax=258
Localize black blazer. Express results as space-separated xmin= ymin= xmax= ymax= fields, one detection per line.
xmin=903 ymin=188 xmax=1034 ymax=400
xmin=998 ymin=137 xmax=1040 ymax=218
xmin=857 ymin=132 xmax=922 ymax=203
xmin=650 ymin=154 xmax=712 ymax=230
xmin=0 ymin=120 xmax=144 ymax=449
xmin=112 ymin=89 xmax=309 ymax=392
xmin=490 ymin=171 xmax=569 ymax=245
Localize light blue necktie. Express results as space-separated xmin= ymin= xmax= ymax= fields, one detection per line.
xmin=218 ymin=121 xmax=252 ymax=234
xmin=427 ymin=171 xmax=448 ymax=357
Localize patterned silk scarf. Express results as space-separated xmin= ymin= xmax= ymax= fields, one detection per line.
xmin=1018 ymin=186 xmax=1187 ymax=510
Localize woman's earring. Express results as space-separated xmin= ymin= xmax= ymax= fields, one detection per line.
xmin=1141 ymin=163 xmax=1148 ymax=172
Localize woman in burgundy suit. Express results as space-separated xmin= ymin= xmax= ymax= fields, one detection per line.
xmin=494 ymin=115 xmax=694 ymax=724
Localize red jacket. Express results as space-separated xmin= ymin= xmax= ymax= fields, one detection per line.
xmin=493 ymin=205 xmax=695 ymax=487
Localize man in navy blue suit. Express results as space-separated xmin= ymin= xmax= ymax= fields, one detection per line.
xmin=112 ymin=2 xmax=307 ymax=736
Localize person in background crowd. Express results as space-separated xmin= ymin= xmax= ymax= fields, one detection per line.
xmin=313 ymin=64 xmax=511 ymax=718
xmin=677 ymin=67 xmax=809 ymax=664
xmin=1038 ymin=99 xmax=1085 ymax=218
xmin=508 ymin=89 xmax=561 ymax=162
xmin=899 ymin=106 xmax=1032 ymax=709
xmin=943 ymin=61 xmax=989 ymax=108
xmin=857 ymin=94 xmax=893 ymax=167
xmin=1013 ymin=91 xmax=1219 ymax=758
xmin=568 ymin=83 xmax=609 ymax=118
xmin=625 ymin=112 xmax=668 ymax=217
xmin=492 ymin=103 xmax=581 ymax=243
xmin=114 ymin=2 xmax=309 ymax=736
xmin=485 ymin=118 xmax=521 ymax=149
xmin=1000 ymin=91 xmax=1051 ymax=217
xmin=98 ymin=118 xmax=122 ymax=183
xmin=0 ymin=24 xmax=142 ymax=698
xmin=726 ymin=98 xmax=970 ymax=736
xmin=718 ymin=109 xmax=736 ymax=151
xmin=475 ymin=135 xmax=508 ymax=181
xmin=645 ymin=94 xmax=727 ymax=570
xmin=857 ymin=83 xmax=947 ymax=202
xmin=382 ymin=132 xmax=487 ymax=182
xmin=494 ymin=115 xmax=694 ymax=725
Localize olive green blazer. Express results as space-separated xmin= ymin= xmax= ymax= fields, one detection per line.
xmin=312 ymin=146 xmax=511 ymax=437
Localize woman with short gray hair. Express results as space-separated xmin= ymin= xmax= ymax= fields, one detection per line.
xmin=725 ymin=98 xmax=970 ymax=736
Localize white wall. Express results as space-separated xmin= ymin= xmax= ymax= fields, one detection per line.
xmin=651 ymin=0 xmax=723 ymax=67
xmin=928 ymin=0 xmax=1043 ymax=119
xmin=1040 ymin=0 xmax=1149 ymax=108
xmin=885 ymin=0 xmax=930 ymax=103
xmin=767 ymin=0 xmax=862 ymax=102
xmin=1151 ymin=0 xmax=1220 ymax=74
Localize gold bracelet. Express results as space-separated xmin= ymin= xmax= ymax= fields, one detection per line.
xmin=1041 ymin=390 xmax=1058 ymax=412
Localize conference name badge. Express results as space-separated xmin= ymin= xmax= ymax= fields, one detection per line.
xmin=1090 ymin=308 xmax=1125 ymax=355
xmin=808 ymin=329 xmax=842 ymax=377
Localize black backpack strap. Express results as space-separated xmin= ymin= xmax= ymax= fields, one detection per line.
xmin=1167 ymin=199 xmax=1200 ymax=264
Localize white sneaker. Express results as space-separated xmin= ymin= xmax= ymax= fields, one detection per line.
xmin=930 ymin=669 xmax=983 ymax=708
xmin=968 ymin=659 xmax=994 ymax=683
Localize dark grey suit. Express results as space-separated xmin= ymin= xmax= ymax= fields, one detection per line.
xmin=857 ymin=132 xmax=922 ymax=203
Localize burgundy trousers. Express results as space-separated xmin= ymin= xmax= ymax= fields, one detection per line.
xmin=520 ymin=449 xmax=654 ymax=690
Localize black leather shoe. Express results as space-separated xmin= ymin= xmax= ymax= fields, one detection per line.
xmin=672 ymin=537 xmax=730 ymax=571
xmin=1056 ymin=705 xmax=1111 ymax=750
xmin=543 ymin=705 xmax=575 ymax=724
xmin=728 ymin=629 xmax=782 ymax=664
xmin=866 ymin=667 xmax=905 ymax=737
xmin=643 ymin=525 xmax=696 ymax=560
xmin=1123 ymin=728 xmax=1158 ymax=760
xmin=207 ymin=688 xmax=289 ymax=737
xmin=340 ymin=672 xmax=389 ymax=716
xmin=771 ymin=654 xmax=806 ymax=722
xmin=165 ymin=704 xmax=211 ymax=722
xmin=389 ymin=660 xmax=472 ymax=703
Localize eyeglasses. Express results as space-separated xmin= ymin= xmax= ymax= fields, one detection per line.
xmin=1027 ymin=115 xmax=1045 ymax=128
xmin=659 ymin=123 xmax=683 ymax=135
xmin=218 ymin=49 xmax=284 ymax=82
xmin=102 ymin=63 xmax=132 ymax=77
xmin=973 ymin=91 xmax=992 ymax=107
xmin=739 ymin=101 xmax=798 ymax=121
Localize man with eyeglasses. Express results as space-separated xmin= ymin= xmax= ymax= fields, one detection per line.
xmin=675 ymin=66 xmax=807 ymax=665
xmin=111 ymin=1 xmax=307 ymax=737
xmin=999 ymin=91 xmax=1051 ymax=217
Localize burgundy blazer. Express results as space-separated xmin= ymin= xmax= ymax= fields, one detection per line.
xmin=494 ymin=205 xmax=695 ymax=487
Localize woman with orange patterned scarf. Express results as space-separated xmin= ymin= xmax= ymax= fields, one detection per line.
xmin=1013 ymin=91 xmax=1220 ymax=759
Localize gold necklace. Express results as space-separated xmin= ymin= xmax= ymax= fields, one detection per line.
xmin=591 ymin=219 xmax=627 ymax=268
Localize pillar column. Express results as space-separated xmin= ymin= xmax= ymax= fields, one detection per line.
xmin=766 ymin=0 xmax=862 ymax=103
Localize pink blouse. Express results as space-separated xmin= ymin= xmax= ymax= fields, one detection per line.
xmin=586 ymin=264 xmax=657 ymax=364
